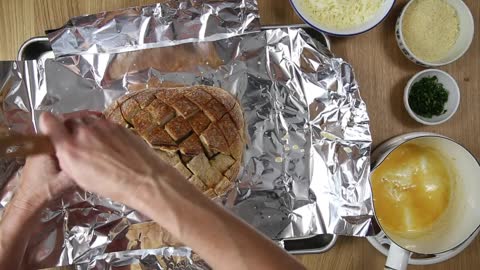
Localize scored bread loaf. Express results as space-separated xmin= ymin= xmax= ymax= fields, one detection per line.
xmin=104 ymin=85 xmax=245 ymax=198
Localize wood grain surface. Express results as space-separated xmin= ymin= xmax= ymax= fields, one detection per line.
xmin=1 ymin=0 xmax=479 ymax=269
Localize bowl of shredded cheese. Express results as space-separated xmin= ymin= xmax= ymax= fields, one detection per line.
xmin=396 ymin=0 xmax=474 ymax=67
xmin=289 ymin=0 xmax=395 ymax=36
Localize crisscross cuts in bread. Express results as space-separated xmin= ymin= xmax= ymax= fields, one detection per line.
xmin=105 ymin=85 xmax=245 ymax=198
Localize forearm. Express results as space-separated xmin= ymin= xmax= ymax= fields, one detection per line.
xmin=173 ymin=199 xmax=304 ymax=270
xmin=0 ymin=196 xmax=43 ymax=270
xmin=141 ymin=174 xmax=305 ymax=270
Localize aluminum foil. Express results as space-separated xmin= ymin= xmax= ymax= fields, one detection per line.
xmin=48 ymin=0 xmax=260 ymax=57
xmin=0 ymin=61 xmax=43 ymax=190
xmin=74 ymin=247 xmax=209 ymax=270
xmin=0 ymin=1 xmax=373 ymax=269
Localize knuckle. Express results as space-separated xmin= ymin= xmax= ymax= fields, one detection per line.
xmin=94 ymin=119 xmax=115 ymax=131
xmin=77 ymin=125 xmax=92 ymax=136
xmin=76 ymin=126 xmax=96 ymax=142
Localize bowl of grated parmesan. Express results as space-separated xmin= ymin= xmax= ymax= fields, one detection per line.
xmin=289 ymin=0 xmax=395 ymax=36
xmin=396 ymin=0 xmax=474 ymax=67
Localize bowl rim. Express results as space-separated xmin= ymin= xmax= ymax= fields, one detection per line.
xmin=397 ymin=0 xmax=475 ymax=67
xmin=403 ymin=69 xmax=460 ymax=125
xmin=288 ymin=0 xmax=396 ymax=36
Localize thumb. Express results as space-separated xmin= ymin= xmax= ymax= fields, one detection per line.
xmin=39 ymin=112 xmax=71 ymax=145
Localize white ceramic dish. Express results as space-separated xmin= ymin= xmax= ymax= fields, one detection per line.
xmin=370 ymin=135 xmax=480 ymax=270
xmin=395 ymin=0 xmax=475 ymax=67
xmin=289 ymin=0 xmax=395 ymax=36
xmin=404 ymin=69 xmax=460 ymax=125
xmin=367 ymin=132 xmax=480 ymax=267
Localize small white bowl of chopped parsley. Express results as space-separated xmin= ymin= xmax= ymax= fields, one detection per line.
xmin=404 ymin=69 xmax=460 ymax=125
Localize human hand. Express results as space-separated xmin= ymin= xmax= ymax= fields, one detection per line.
xmin=37 ymin=113 xmax=306 ymax=270
xmin=39 ymin=112 xmax=190 ymax=214
xmin=12 ymin=155 xmax=72 ymax=214
xmin=11 ymin=111 xmax=102 ymax=213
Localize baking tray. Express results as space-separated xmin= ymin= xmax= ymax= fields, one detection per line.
xmin=17 ymin=24 xmax=337 ymax=255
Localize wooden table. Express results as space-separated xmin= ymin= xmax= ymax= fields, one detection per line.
xmin=0 ymin=0 xmax=479 ymax=269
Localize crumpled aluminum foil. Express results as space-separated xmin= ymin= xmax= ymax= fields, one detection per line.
xmin=0 ymin=61 xmax=43 ymax=191
xmin=0 ymin=1 xmax=373 ymax=269
xmin=77 ymin=247 xmax=210 ymax=270
xmin=48 ymin=0 xmax=260 ymax=57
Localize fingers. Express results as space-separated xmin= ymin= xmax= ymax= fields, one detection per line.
xmin=73 ymin=118 xmax=158 ymax=170
xmin=78 ymin=118 xmax=117 ymax=140
xmin=39 ymin=112 xmax=70 ymax=144
xmin=89 ymin=118 xmax=119 ymax=132
xmin=121 ymin=127 xmax=153 ymax=150
xmin=61 ymin=110 xmax=103 ymax=120
xmin=40 ymin=111 xmax=102 ymax=143
xmin=87 ymin=120 xmax=147 ymax=158
xmin=64 ymin=112 xmax=102 ymax=133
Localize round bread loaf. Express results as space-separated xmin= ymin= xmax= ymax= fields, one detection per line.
xmin=105 ymin=85 xmax=245 ymax=198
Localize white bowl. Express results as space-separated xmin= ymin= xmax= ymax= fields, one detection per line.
xmin=289 ymin=0 xmax=395 ymax=36
xmin=404 ymin=69 xmax=460 ymax=125
xmin=396 ymin=0 xmax=475 ymax=67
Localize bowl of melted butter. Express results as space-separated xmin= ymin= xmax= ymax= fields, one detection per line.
xmin=372 ymin=142 xmax=454 ymax=238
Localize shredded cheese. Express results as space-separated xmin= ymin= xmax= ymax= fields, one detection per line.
xmin=298 ymin=0 xmax=384 ymax=29
xmin=402 ymin=0 xmax=459 ymax=62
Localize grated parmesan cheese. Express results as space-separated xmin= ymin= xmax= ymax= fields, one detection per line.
xmin=298 ymin=0 xmax=384 ymax=29
xmin=402 ymin=0 xmax=459 ymax=62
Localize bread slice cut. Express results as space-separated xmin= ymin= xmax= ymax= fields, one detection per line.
xmin=105 ymin=85 xmax=245 ymax=198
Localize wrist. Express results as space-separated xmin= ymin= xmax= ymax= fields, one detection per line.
xmin=132 ymin=175 xmax=174 ymax=219
xmin=134 ymin=172 xmax=189 ymax=218
xmin=141 ymin=172 xmax=218 ymax=235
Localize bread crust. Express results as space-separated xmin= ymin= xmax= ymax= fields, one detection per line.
xmin=106 ymin=85 xmax=245 ymax=198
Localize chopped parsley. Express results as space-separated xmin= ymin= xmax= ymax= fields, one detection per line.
xmin=408 ymin=76 xmax=449 ymax=118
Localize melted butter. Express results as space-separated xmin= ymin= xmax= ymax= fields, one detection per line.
xmin=372 ymin=143 xmax=453 ymax=237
